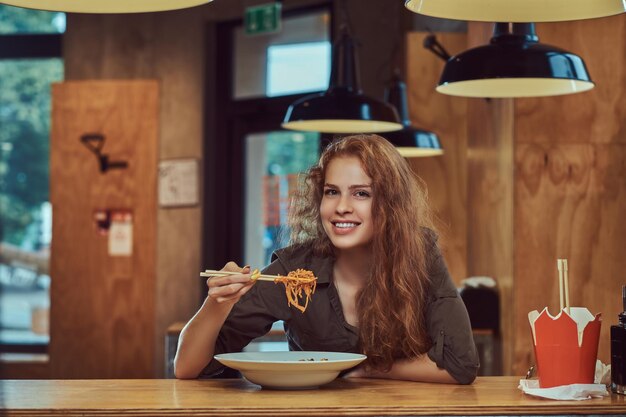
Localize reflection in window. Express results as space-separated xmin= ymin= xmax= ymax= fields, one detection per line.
xmin=1 ymin=4 xmax=64 ymax=349
xmin=244 ymin=131 xmax=320 ymax=268
xmin=267 ymin=41 xmax=331 ymax=97
xmin=0 ymin=58 xmax=62 ymax=347
xmin=0 ymin=5 xmax=65 ymax=34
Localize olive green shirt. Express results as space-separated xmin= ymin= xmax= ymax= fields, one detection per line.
xmin=203 ymin=236 xmax=479 ymax=384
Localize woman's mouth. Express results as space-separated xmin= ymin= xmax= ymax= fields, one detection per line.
xmin=334 ymin=222 xmax=359 ymax=228
xmin=331 ymin=221 xmax=361 ymax=234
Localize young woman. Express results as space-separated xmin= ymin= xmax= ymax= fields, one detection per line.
xmin=174 ymin=134 xmax=479 ymax=384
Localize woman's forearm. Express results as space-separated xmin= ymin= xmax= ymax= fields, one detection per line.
xmin=173 ymin=297 xmax=232 ymax=379
xmin=350 ymin=354 xmax=458 ymax=384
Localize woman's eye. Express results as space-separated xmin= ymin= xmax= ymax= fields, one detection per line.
xmin=323 ymin=188 xmax=338 ymax=196
xmin=354 ymin=190 xmax=371 ymax=198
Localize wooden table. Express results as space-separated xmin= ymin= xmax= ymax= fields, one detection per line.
xmin=1 ymin=376 xmax=624 ymax=416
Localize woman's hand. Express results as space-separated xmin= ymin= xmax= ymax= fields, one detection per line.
xmin=343 ymin=365 xmax=382 ymax=379
xmin=206 ymin=262 xmax=256 ymax=305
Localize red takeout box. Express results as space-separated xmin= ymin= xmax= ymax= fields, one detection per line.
xmin=528 ymin=307 xmax=601 ymax=388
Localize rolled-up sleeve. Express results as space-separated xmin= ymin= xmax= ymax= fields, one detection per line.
xmin=425 ymin=242 xmax=480 ymax=384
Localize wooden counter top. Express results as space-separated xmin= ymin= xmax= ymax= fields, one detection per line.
xmin=1 ymin=376 xmax=624 ymax=416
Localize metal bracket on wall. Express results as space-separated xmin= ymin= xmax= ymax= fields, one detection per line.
xmin=423 ymin=32 xmax=451 ymax=62
xmin=80 ymin=133 xmax=128 ymax=173
xmin=423 ymin=31 xmax=491 ymax=103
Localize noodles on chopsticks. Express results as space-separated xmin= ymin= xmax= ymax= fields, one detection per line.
xmin=201 ymin=268 xmax=317 ymax=313
xmin=274 ymin=269 xmax=317 ymax=313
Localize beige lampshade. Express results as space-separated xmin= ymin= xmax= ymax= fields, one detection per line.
xmin=282 ymin=26 xmax=402 ymax=134
xmin=405 ymin=0 xmax=626 ymax=22
xmin=436 ymin=23 xmax=595 ymax=98
xmin=395 ymin=146 xmax=443 ymax=158
xmin=282 ymin=119 xmax=402 ymax=134
xmin=1 ymin=0 xmax=213 ymax=13
xmin=437 ymin=78 xmax=595 ymax=98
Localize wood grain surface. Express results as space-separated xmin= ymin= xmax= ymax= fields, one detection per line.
xmin=406 ymin=32 xmax=468 ymax=285
xmin=463 ymin=16 xmax=626 ymax=375
xmin=50 ymin=81 xmax=158 ymax=378
xmin=512 ymin=15 xmax=626 ymax=374
xmin=1 ymin=377 xmax=624 ymax=416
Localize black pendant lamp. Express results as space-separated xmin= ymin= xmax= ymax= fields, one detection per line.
xmin=405 ymin=0 xmax=626 ymax=22
xmin=1 ymin=0 xmax=213 ymax=13
xmin=437 ymin=23 xmax=594 ymax=98
xmin=383 ymin=73 xmax=442 ymax=158
xmin=282 ymin=26 xmax=402 ymax=134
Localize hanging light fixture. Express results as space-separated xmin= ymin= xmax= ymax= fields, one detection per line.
xmin=435 ymin=23 xmax=594 ymax=98
xmin=1 ymin=0 xmax=213 ymax=13
xmin=405 ymin=0 xmax=626 ymax=22
xmin=383 ymin=72 xmax=442 ymax=158
xmin=282 ymin=25 xmax=402 ymax=134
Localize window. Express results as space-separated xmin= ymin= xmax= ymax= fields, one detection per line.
xmin=0 ymin=4 xmax=64 ymax=352
xmin=266 ymin=42 xmax=331 ymax=97
xmin=244 ymin=131 xmax=320 ymax=268
xmin=233 ymin=9 xmax=331 ymax=99
xmin=0 ymin=5 xmax=65 ymax=34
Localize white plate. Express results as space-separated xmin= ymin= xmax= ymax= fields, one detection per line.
xmin=214 ymin=351 xmax=366 ymax=389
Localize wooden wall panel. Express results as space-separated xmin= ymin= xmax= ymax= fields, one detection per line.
xmin=406 ymin=33 xmax=468 ymax=284
xmin=50 ymin=81 xmax=158 ymax=378
xmin=511 ymin=15 xmax=626 ymax=375
xmin=514 ymin=143 xmax=626 ymax=373
xmin=516 ymin=18 xmax=626 ymax=146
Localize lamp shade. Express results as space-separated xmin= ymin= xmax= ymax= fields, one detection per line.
xmin=1 ymin=0 xmax=213 ymax=13
xmin=405 ymin=0 xmax=626 ymax=22
xmin=383 ymin=73 xmax=442 ymax=157
xmin=437 ymin=23 xmax=594 ymax=98
xmin=282 ymin=26 xmax=402 ymax=134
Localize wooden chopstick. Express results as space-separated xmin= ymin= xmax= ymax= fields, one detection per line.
xmin=200 ymin=269 xmax=317 ymax=283
xmin=557 ymin=259 xmax=564 ymax=312
xmin=563 ymin=259 xmax=570 ymax=314
xmin=557 ymin=258 xmax=571 ymax=314
xmin=200 ymin=270 xmax=277 ymax=282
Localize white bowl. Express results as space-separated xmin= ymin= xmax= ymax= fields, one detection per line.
xmin=214 ymin=351 xmax=366 ymax=389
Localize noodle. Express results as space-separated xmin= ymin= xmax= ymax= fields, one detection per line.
xmin=274 ymin=269 xmax=317 ymax=313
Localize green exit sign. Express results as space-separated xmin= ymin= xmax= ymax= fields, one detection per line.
xmin=244 ymin=2 xmax=282 ymax=35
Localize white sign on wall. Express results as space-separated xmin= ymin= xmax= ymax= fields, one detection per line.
xmin=158 ymin=158 xmax=199 ymax=207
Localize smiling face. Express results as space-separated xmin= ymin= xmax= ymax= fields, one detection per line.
xmin=320 ymin=156 xmax=374 ymax=253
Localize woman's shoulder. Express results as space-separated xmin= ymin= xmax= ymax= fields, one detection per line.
xmin=421 ymin=227 xmax=440 ymax=264
xmin=421 ymin=226 xmax=438 ymax=246
xmin=420 ymin=228 xmax=458 ymax=298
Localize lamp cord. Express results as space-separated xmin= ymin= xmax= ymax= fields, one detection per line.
xmin=375 ymin=0 xmax=403 ymax=85
xmin=338 ymin=0 xmax=354 ymax=35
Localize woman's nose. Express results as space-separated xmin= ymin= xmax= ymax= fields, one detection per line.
xmin=335 ymin=196 xmax=352 ymax=214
